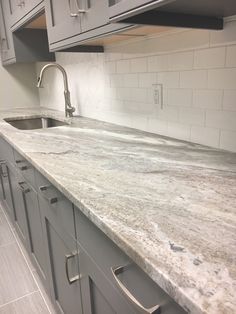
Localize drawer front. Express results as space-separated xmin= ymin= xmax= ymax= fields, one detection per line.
xmin=13 ymin=149 xmax=36 ymax=189
xmin=0 ymin=137 xmax=15 ymax=165
xmin=35 ymin=170 xmax=75 ymax=239
xmin=75 ymin=207 xmax=186 ymax=314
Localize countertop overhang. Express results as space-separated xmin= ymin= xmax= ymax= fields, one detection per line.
xmin=0 ymin=108 xmax=235 ymax=314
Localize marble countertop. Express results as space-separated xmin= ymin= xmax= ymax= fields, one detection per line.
xmin=0 ymin=108 xmax=235 ymax=314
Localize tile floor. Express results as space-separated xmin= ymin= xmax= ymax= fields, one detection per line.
xmin=0 ymin=204 xmax=55 ymax=314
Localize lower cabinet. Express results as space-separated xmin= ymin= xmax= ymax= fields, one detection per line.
xmin=0 ymin=136 xmax=186 ymax=314
xmin=36 ymin=171 xmax=83 ymax=314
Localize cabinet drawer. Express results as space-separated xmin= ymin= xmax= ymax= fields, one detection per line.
xmin=35 ymin=170 xmax=75 ymax=239
xmin=13 ymin=149 xmax=36 ymax=189
xmin=75 ymin=207 xmax=186 ymax=314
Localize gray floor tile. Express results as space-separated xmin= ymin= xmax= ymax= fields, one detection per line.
xmin=0 ymin=291 xmax=50 ymax=314
xmin=0 ymin=242 xmax=37 ymax=305
xmin=0 ymin=209 xmax=15 ymax=247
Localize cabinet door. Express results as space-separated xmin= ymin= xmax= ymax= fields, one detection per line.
xmin=22 ymin=183 xmax=48 ymax=289
xmin=78 ymin=243 xmax=136 ymax=314
xmin=80 ymin=0 xmax=108 ymax=33
xmin=10 ymin=171 xmax=29 ymax=249
xmin=37 ymin=191 xmax=82 ymax=314
xmin=45 ymin=0 xmax=82 ymax=45
xmin=9 ymin=0 xmax=43 ymax=27
xmin=0 ymin=0 xmax=16 ymax=63
xmin=0 ymin=161 xmax=15 ymax=221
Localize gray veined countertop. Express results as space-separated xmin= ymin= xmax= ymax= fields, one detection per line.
xmin=0 ymin=108 xmax=236 ymax=314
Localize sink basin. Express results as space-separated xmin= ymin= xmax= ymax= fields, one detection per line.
xmin=4 ymin=117 xmax=68 ymax=130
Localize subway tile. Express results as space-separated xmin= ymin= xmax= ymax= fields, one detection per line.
xmin=130 ymin=58 xmax=147 ymax=73
xmin=105 ymin=61 xmax=116 ymax=74
xmin=167 ymin=122 xmax=191 ymax=141
xmin=193 ymin=89 xmax=223 ymax=109
xmin=158 ymin=72 xmax=179 ymax=88
xmin=223 ymin=90 xmax=236 ymax=111
xmin=130 ymin=88 xmax=148 ymax=103
xmin=168 ymin=51 xmax=194 ymax=70
xmin=116 ymin=60 xmax=130 ymax=73
xmin=139 ymin=73 xmax=157 ymax=88
xmin=147 ymin=55 xmax=169 ymax=72
xmin=157 ymin=105 xmax=179 ymax=122
xmin=194 ymin=47 xmax=226 ymax=69
xmin=116 ymin=87 xmax=131 ymax=101
xmin=110 ymin=74 xmax=123 ymax=87
xmin=191 ymin=126 xmax=220 ymax=147
xmin=179 ymin=107 xmax=205 ymax=126
xmin=208 ymin=68 xmax=236 ymax=89
xmin=206 ymin=110 xmax=236 ymax=131
xmin=146 ymin=118 xmax=168 ymax=135
xmin=123 ymin=74 xmax=139 ymax=87
xmin=180 ymin=70 xmax=207 ymax=88
xmin=220 ymin=130 xmax=236 ymax=152
xmin=226 ymin=45 xmax=236 ymax=67
xmin=168 ymin=89 xmax=192 ymax=107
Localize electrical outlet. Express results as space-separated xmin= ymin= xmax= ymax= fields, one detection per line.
xmin=152 ymin=84 xmax=163 ymax=109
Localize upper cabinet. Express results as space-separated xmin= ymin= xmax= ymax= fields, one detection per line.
xmin=109 ymin=0 xmax=236 ymax=30
xmin=0 ymin=0 xmax=55 ymax=65
xmin=9 ymin=0 xmax=44 ymax=30
xmin=45 ymin=0 xmax=133 ymax=51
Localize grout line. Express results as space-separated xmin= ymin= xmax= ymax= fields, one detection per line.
xmin=0 ymin=240 xmax=16 ymax=249
xmin=1 ymin=208 xmax=53 ymax=314
xmin=0 ymin=291 xmax=39 ymax=309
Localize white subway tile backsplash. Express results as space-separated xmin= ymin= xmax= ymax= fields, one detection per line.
xmin=168 ymin=89 xmax=192 ymax=107
xmin=158 ymin=72 xmax=179 ymax=88
xmin=206 ymin=110 xmax=236 ymax=131
xmin=139 ymin=73 xmax=157 ymax=88
xmin=116 ymin=60 xmax=130 ymax=73
xmin=194 ymin=47 xmax=225 ymax=69
xmin=180 ymin=70 xmax=207 ymax=88
xmin=208 ymin=68 xmax=236 ymax=89
xmin=220 ymin=130 xmax=236 ymax=152
xmin=191 ymin=126 xmax=220 ymax=147
xmin=193 ymin=89 xmax=223 ymax=109
xmin=226 ymin=45 xmax=236 ymax=67
xmin=223 ymin=90 xmax=236 ymax=111
xmin=168 ymin=51 xmax=194 ymax=70
xmin=123 ymin=74 xmax=139 ymax=87
xmin=38 ymin=20 xmax=236 ymax=152
xmin=167 ymin=122 xmax=191 ymax=141
xmin=179 ymin=107 xmax=205 ymax=126
xmin=130 ymin=58 xmax=147 ymax=73
xmin=147 ymin=55 xmax=169 ymax=72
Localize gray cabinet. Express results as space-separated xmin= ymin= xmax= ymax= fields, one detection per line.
xmin=36 ymin=171 xmax=83 ymax=314
xmin=0 ymin=0 xmax=55 ymax=65
xmin=109 ymin=0 xmax=173 ymax=21
xmin=45 ymin=0 xmax=132 ymax=51
xmin=0 ymin=161 xmax=15 ymax=221
xmin=9 ymin=0 xmax=44 ymax=30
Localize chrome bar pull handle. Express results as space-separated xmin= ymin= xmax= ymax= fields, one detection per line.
xmin=68 ymin=0 xmax=86 ymax=17
xmin=18 ymin=181 xmax=30 ymax=194
xmin=111 ymin=265 xmax=161 ymax=314
xmin=0 ymin=160 xmax=8 ymax=178
xmin=39 ymin=185 xmax=58 ymax=204
xmin=65 ymin=251 xmax=80 ymax=284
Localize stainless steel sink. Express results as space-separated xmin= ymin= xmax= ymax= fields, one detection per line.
xmin=4 ymin=117 xmax=68 ymax=130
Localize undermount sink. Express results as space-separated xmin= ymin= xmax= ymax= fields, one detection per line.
xmin=4 ymin=117 xmax=68 ymax=130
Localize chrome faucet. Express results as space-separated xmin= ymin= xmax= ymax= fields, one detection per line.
xmin=37 ymin=63 xmax=76 ymax=117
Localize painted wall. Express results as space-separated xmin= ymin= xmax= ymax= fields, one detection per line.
xmin=37 ymin=19 xmax=236 ymax=152
xmin=0 ymin=58 xmax=40 ymax=110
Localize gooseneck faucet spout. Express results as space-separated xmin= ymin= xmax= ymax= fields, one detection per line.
xmin=37 ymin=63 xmax=75 ymax=117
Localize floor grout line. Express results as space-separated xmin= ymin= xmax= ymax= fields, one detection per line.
xmin=0 ymin=240 xmax=16 ymax=249
xmin=1 ymin=207 xmax=53 ymax=314
xmin=0 ymin=291 xmax=39 ymax=309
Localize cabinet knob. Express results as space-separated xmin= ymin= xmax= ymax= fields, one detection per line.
xmin=111 ymin=265 xmax=161 ymax=314
xmin=39 ymin=185 xmax=58 ymax=204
